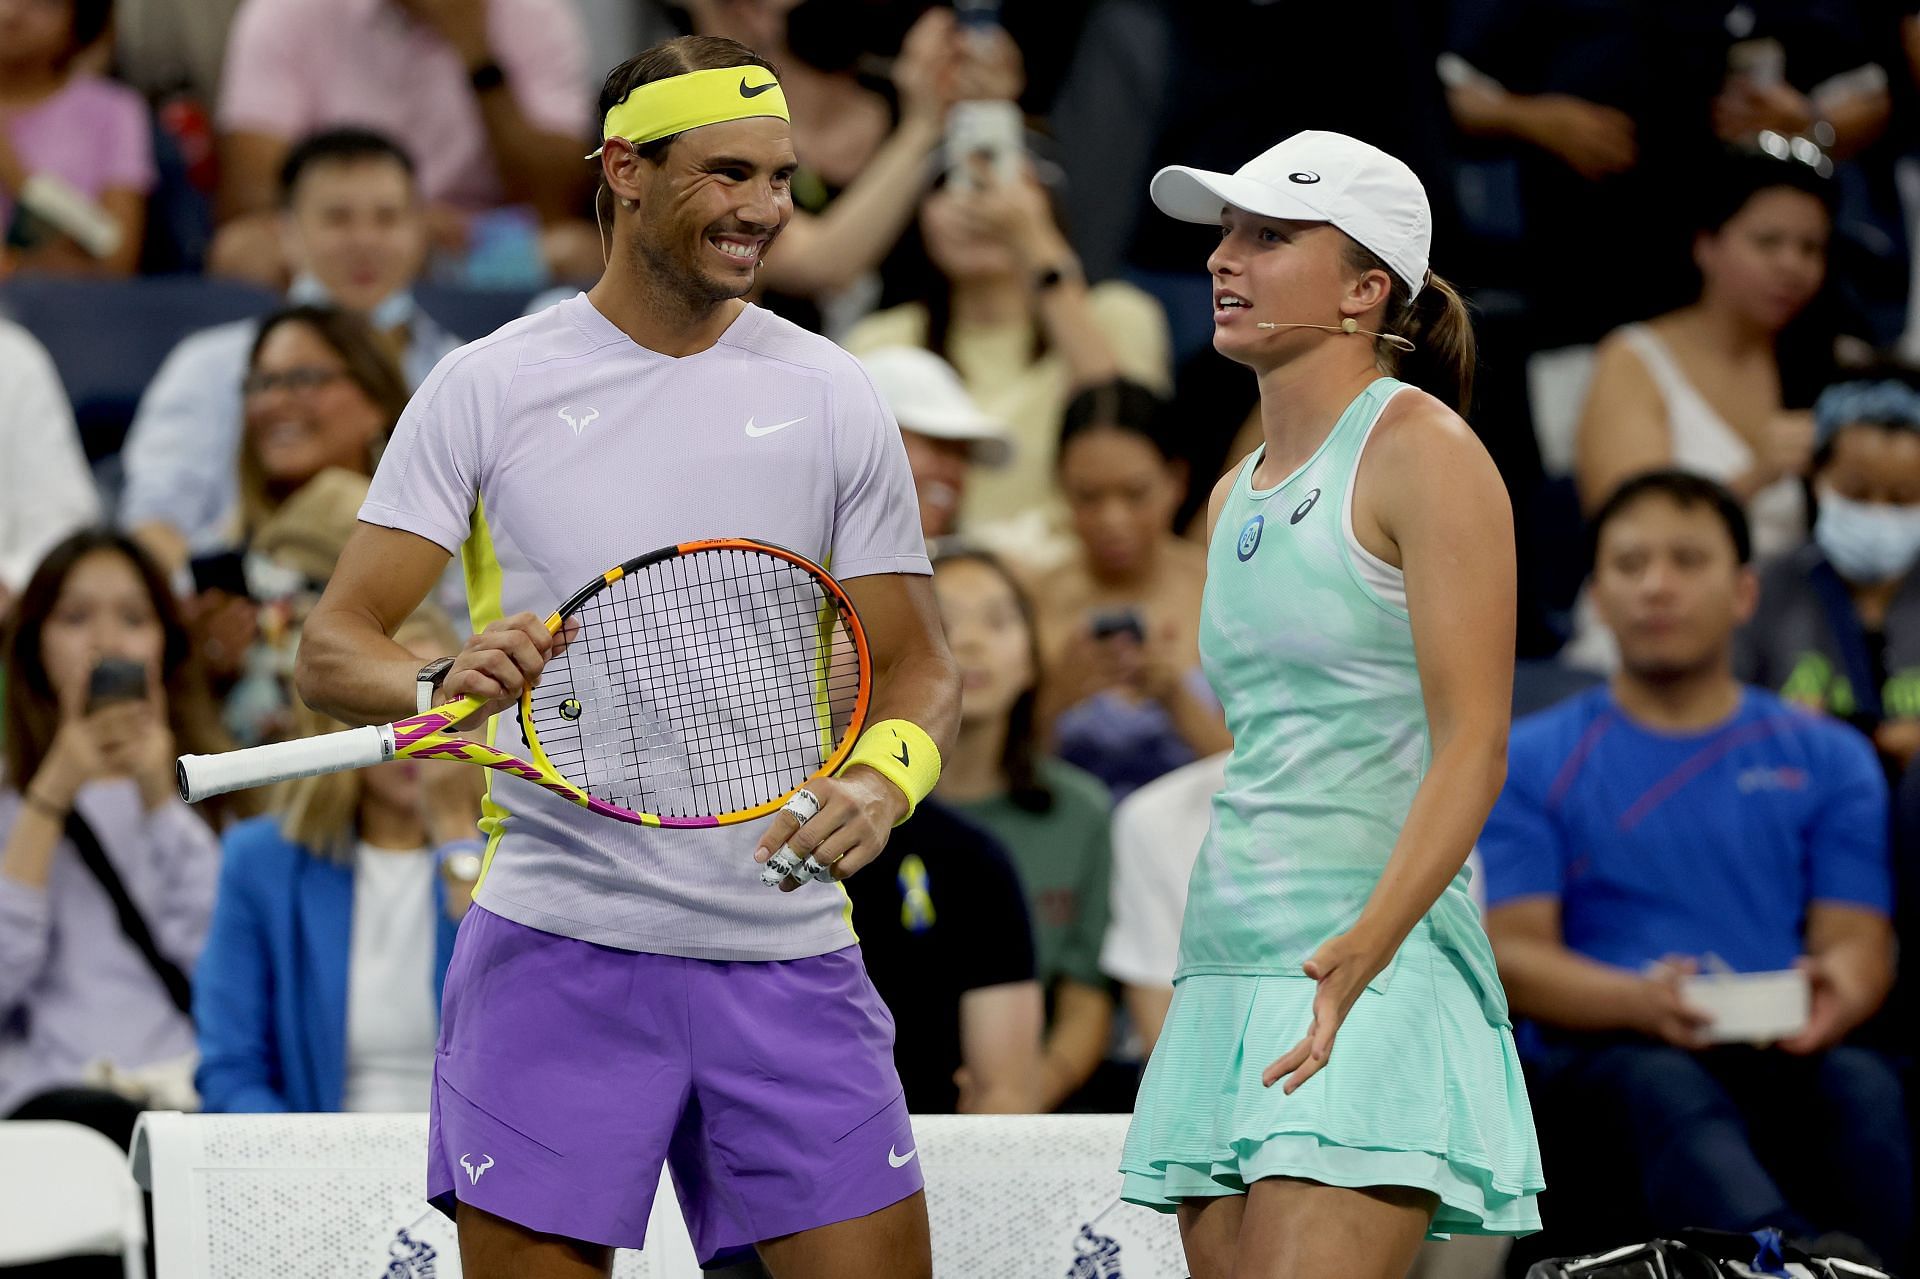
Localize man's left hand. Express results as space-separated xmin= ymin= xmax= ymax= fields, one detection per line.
xmin=753 ymin=766 xmax=908 ymax=892
xmin=1777 ymin=953 xmax=1856 ymax=1055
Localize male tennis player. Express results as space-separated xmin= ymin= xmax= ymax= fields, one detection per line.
xmin=295 ymin=36 xmax=957 ymax=1279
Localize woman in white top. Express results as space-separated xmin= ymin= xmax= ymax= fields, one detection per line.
xmin=1575 ymin=146 xmax=1836 ymax=562
xmin=194 ymin=606 xmax=484 ymax=1115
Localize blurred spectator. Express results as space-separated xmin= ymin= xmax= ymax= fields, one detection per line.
xmin=860 ymin=345 xmax=1010 ymax=539
xmin=212 ymin=0 xmax=593 ymax=287
xmin=1481 ymin=470 xmax=1908 ymax=1265
xmin=195 ymin=607 xmax=479 ymax=1115
xmin=931 ymin=546 xmax=1117 ymax=1113
xmin=111 ymin=0 xmax=244 ymax=108
xmin=1443 ymin=0 xmax=1888 ymax=342
xmin=0 ymin=529 xmax=228 ymax=1146
xmin=1029 ymin=380 xmax=1228 ymax=799
xmin=0 ymin=317 xmax=98 ymax=614
xmin=1098 ymin=750 xmax=1227 ymax=1057
xmin=0 ymin=0 xmax=154 ymax=276
xmin=1737 ymin=366 xmax=1920 ymax=773
xmin=1575 ymin=148 xmax=1839 ymax=562
xmin=843 ymin=800 xmax=1044 ymax=1115
xmin=673 ymin=5 xmax=1023 ymax=318
xmin=121 ymin=128 xmax=457 ymax=573
xmin=845 ymin=167 xmax=1169 ymax=546
xmin=184 ymin=306 xmax=406 ymax=746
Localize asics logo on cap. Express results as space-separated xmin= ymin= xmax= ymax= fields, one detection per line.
xmin=1288 ymin=171 xmax=1321 ymax=184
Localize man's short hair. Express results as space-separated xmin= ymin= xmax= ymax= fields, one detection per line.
xmin=1588 ymin=469 xmax=1752 ymax=570
xmin=278 ymin=128 xmax=417 ymax=204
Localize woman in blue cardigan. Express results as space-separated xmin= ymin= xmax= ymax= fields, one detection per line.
xmin=195 ymin=608 xmax=483 ymax=1113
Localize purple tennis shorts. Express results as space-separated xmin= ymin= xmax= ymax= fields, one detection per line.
xmin=426 ymin=906 xmax=923 ymax=1265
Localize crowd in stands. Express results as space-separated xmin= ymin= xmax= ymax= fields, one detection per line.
xmin=8 ymin=0 xmax=1920 ymax=1274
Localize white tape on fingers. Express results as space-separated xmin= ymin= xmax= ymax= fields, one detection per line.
xmin=177 ymin=725 xmax=389 ymax=802
xmin=758 ymin=788 xmax=823 ymax=888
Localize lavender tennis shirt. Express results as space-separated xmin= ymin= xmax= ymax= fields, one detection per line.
xmin=360 ymin=294 xmax=929 ymax=961
xmin=0 ymin=782 xmax=221 ymax=1116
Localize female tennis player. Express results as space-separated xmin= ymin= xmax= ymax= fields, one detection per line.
xmin=1118 ymin=131 xmax=1544 ymax=1277
xmin=293 ymin=36 xmax=955 ymax=1279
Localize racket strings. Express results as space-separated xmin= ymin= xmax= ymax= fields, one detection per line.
xmin=525 ymin=549 xmax=863 ymax=819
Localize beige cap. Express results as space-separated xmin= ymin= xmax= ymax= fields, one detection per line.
xmin=859 ymin=347 xmax=1012 ymax=467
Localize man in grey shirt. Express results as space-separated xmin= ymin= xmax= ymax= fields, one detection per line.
xmin=119 ymin=126 xmax=459 ymax=574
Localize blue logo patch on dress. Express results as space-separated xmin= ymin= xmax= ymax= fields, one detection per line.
xmin=1236 ymin=514 xmax=1265 ymax=561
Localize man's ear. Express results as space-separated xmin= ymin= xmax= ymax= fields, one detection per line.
xmin=602 ymin=139 xmax=650 ymax=210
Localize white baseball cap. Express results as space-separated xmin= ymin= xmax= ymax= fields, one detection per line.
xmin=860 ymin=347 xmax=1012 ymax=467
xmin=1150 ymin=130 xmax=1431 ymax=298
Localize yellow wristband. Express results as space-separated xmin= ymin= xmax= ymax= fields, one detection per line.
xmin=841 ymin=719 xmax=942 ymax=824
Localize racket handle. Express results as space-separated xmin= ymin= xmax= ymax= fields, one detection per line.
xmin=177 ymin=725 xmax=391 ymax=803
xmin=759 ymin=788 xmax=823 ymax=888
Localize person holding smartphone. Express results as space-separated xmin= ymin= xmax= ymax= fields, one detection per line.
xmin=0 ymin=529 xmax=231 ymax=1148
xmin=1029 ymin=380 xmax=1229 ymax=799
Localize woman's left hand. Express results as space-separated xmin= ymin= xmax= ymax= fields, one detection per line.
xmin=1262 ymin=930 xmax=1392 ymax=1094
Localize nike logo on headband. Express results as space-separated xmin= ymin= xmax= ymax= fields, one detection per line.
xmin=739 ymin=78 xmax=778 ymax=98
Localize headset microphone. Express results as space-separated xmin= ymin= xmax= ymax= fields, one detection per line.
xmin=1254 ymin=316 xmax=1415 ymax=353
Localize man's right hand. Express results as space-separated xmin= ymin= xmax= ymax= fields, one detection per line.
xmin=1633 ymin=958 xmax=1713 ymax=1049
xmin=434 ymin=613 xmax=572 ymax=723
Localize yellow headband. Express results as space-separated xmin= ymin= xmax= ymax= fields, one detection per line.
xmin=587 ymin=66 xmax=790 ymax=159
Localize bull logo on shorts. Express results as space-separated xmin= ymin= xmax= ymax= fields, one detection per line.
xmin=459 ymin=1153 xmax=495 ymax=1185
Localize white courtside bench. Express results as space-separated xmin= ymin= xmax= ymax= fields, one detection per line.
xmin=129 ymin=1111 xmax=1188 ymax=1278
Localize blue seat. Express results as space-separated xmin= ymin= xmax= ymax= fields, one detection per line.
xmin=0 ymin=276 xmax=279 ymax=463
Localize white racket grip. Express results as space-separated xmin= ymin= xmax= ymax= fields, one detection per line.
xmin=177 ymin=725 xmax=392 ymax=803
xmin=759 ymin=788 xmax=823 ymax=887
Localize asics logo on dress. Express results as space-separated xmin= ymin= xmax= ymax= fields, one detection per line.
xmin=459 ymin=1153 xmax=494 ymax=1184
xmin=1290 ymin=488 xmax=1321 ymax=524
xmin=745 ymin=415 xmax=808 ymax=438
xmin=888 ymin=1144 xmax=918 ymax=1168
xmin=558 ymin=406 xmax=599 ymax=436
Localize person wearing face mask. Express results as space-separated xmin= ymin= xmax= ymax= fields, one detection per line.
xmin=0 ymin=530 xmax=231 ymax=1149
xmin=120 ymin=127 xmax=459 ymax=577
xmin=1735 ymin=369 xmax=1920 ymax=773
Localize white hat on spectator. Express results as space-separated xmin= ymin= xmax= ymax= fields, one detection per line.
xmin=1150 ymin=130 xmax=1431 ymax=298
xmin=860 ymin=347 xmax=1012 ymax=467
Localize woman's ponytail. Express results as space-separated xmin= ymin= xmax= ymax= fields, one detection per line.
xmin=1395 ymin=272 xmax=1476 ymax=417
xmin=1343 ymin=241 xmax=1478 ymax=417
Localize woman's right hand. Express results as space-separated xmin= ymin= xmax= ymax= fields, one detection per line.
xmin=32 ymin=700 xmax=164 ymax=812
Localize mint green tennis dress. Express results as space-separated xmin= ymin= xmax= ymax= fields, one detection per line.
xmin=1119 ymin=377 xmax=1543 ymax=1237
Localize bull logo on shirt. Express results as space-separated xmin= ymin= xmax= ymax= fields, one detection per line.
xmin=459 ymin=1153 xmax=495 ymax=1184
xmin=557 ymin=406 xmax=600 ymax=436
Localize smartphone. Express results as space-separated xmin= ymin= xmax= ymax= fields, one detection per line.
xmin=944 ymin=99 xmax=1023 ymax=192
xmin=188 ymin=549 xmax=251 ymax=599
xmin=86 ymin=657 xmax=149 ymax=713
xmin=1089 ymin=607 xmax=1146 ymax=644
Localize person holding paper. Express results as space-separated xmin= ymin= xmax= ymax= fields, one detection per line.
xmin=1480 ymin=469 xmax=1907 ymax=1267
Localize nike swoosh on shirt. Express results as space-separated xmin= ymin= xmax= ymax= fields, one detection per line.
xmin=888 ymin=1145 xmax=918 ymax=1168
xmin=740 ymin=78 xmax=778 ymax=98
xmin=745 ymin=416 xmax=808 ymax=438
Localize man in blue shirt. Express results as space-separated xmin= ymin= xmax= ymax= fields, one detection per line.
xmin=119 ymin=127 xmax=460 ymax=575
xmin=1481 ymin=470 xmax=1908 ymax=1266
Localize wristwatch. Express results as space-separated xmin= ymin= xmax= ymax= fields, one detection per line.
xmin=416 ymin=656 xmax=456 ymax=713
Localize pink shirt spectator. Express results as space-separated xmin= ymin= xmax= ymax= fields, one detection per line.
xmin=217 ymin=0 xmax=591 ymax=210
xmin=0 ymin=76 xmax=156 ymax=231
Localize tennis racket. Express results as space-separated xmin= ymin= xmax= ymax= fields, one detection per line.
xmin=177 ymin=538 xmax=871 ymax=882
